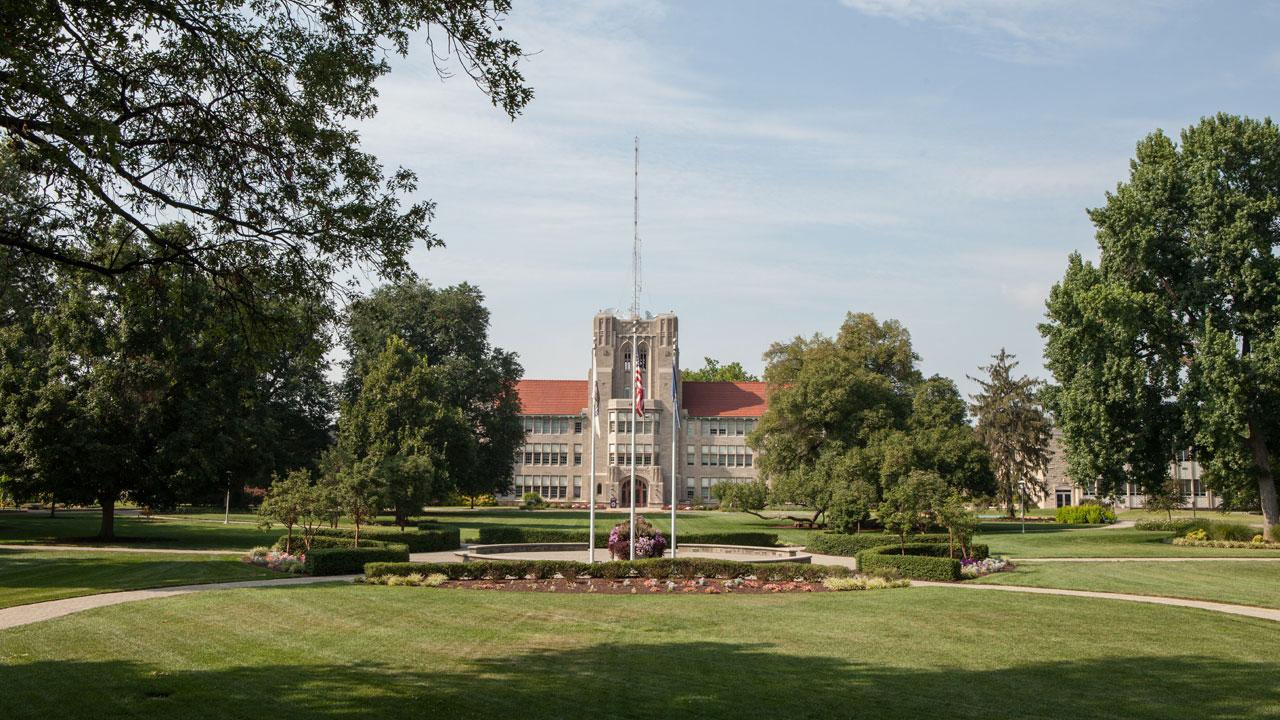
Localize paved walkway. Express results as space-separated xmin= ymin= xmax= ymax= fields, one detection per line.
xmin=912 ymin=580 xmax=1280 ymax=623
xmin=0 ymin=543 xmax=238 ymax=556
xmin=0 ymin=574 xmax=359 ymax=630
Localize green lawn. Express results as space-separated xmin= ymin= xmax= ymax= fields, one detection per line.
xmin=0 ymin=549 xmax=277 ymax=609
xmin=421 ymin=507 xmax=820 ymax=545
xmin=1115 ymin=509 xmax=1265 ymax=525
xmin=1 ymin=583 xmax=1276 ymax=719
xmin=0 ymin=512 xmax=281 ymax=550
xmin=974 ymin=523 xmax=1280 ymax=558
xmin=970 ymin=560 xmax=1280 ymax=609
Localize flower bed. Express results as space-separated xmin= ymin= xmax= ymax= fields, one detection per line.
xmin=960 ymin=557 xmax=1010 ymax=578
xmin=476 ymin=526 xmax=779 ymax=547
xmin=364 ymin=558 xmax=860 ymax=583
xmin=608 ymin=516 xmax=667 ymax=559
xmin=360 ymin=573 xmax=908 ymax=594
xmin=1172 ymin=537 xmax=1280 ymax=549
xmin=245 ymin=546 xmax=305 ymax=574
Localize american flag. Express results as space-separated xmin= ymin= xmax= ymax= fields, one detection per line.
xmin=634 ymin=366 xmax=645 ymax=416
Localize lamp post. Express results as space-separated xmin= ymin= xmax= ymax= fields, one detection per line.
xmin=1019 ymin=479 xmax=1027 ymax=535
xmin=224 ymin=473 xmax=231 ymax=525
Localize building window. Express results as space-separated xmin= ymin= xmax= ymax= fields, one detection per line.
xmin=687 ymin=445 xmax=695 ymax=466
xmin=573 ymin=477 xmax=582 ymax=499
xmin=623 ymin=351 xmax=632 ymax=371
xmin=638 ymin=349 xmax=648 ymax=369
xmin=686 ymin=478 xmax=695 ymax=500
xmin=574 ymin=418 xmax=583 ymax=434
xmin=574 ymin=444 xmax=583 ymax=465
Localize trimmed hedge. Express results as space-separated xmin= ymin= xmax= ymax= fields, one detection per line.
xmin=1133 ymin=519 xmax=1259 ymax=541
xmin=1055 ymin=505 xmax=1116 ymax=524
xmin=306 ymin=543 xmax=410 ymax=576
xmin=310 ymin=524 xmax=461 ymax=552
xmin=855 ymin=542 xmax=990 ymax=581
xmin=275 ymin=534 xmax=399 ymax=552
xmin=363 ymin=558 xmax=854 ymax=582
xmin=475 ymin=526 xmax=779 ymax=548
xmin=805 ymin=532 xmax=949 ymax=557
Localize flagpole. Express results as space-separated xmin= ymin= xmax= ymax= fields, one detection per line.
xmin=588 ymin=351 xmax=597 ymax=564
xmin=629 ymin=324 xmax=637 ymax=561
xmin=670 ymin=343 xmax=678 ymax=558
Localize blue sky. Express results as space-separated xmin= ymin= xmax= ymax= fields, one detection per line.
xmin=355 ymin=0 xmax=1280 ymax=396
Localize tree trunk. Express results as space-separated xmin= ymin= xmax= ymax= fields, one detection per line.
xmin=285 ymin=526 xmax=294 ymax=555
xmin=48 ymin=493 xmax=55 ymax=518
xmin=98 ymin=495 xmax=115 ymax=541
xmin=469 ymin=495 xmax=476 ymax=509
xmin=354 ymin=520 xmax=361 ymax=549
xmin=1246 ymin=419 xmax=1279 ymax=537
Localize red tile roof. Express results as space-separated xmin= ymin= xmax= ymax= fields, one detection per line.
xmin=681 ymin=381 xmax=769 ymax=418
xmin=515 ymin=379 xmax=770 ymax=418
xmin=515 ymin=379 xmax=586 ymax=415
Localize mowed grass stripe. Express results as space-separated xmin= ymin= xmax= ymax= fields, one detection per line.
xmin=1 ymin=584 xmax=1276 ymax=719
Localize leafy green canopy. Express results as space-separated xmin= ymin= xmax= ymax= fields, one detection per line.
xmin=1041 ymin=113 xmax=1280 ymax=532
xmin=340 ymin=281 xmax=523 ymax=504
xmin=0 ymin=0 xmax=531 ymax=298
xmin=0 ymin=225 xmax=334 ymax=539
xmin=682 ymin=358 xmax=760 ymax=382
xmin=338 ymin=336 xmax=471 ymax=527
xmin=750 ymin=312 xmax=993 ymax=524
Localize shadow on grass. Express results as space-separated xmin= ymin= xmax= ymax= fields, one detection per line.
xmin=0 ymin=516 xmax=277 ymax=550
xmin=2 ymin=642 xmax=1276 ymax=719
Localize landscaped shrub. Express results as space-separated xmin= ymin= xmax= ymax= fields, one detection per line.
xmin=1134 ymin=519 xmax=1209 ymax=533
xmin=821 ymin=575 xmax=910 ymax=591
xmin=1171 ymin=537 xmax=1280 ymax=549
xmin=805 ymin=532 xmax=949 ymax=557
xmin=853 ymin=542 xmax=988 ymax=581
xmin=362 ymin=558 xmax=853 ymax=582
xmin=306 ymin=543 xmax=410 ymax=575
xmin=475 ymin=526 xmax=780 ymax=548
xmin=1055 ymin=505 xmax=1116 ymax=524
xmin=309 ymin=525 xmax=460 ymax=553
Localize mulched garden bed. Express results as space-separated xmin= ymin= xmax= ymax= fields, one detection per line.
xmin=398 ymin=577 xmax=831 ymax=594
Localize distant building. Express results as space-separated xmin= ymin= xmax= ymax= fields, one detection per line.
xmin=505 ymin=311 xmax=767 ymax=507
xmin=1030 ymin=431 xmax=1222 ymax=510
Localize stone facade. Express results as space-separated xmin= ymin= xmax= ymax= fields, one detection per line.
xmin=505 ymin=311 xmax=766 ymax=508
xmin=1029 ymin=431 xmax=1222 ymax=510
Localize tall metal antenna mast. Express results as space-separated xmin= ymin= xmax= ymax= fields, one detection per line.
xmin=630 ymin=136 xmax=641 ymax=319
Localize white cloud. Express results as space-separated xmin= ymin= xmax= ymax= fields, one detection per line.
xmin=839 ymin=0 xmax=1180 ymax=63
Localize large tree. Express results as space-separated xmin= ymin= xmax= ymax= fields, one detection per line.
xmin=750 ymin=312 xmax=990 ymax=525
xmin=1 ymin=0 xmax=531 ymax=300
xmin=682 ymin=357 xmax=760 ymax=382
xmin=1041 ymin=114 xmax=1280 ymax=533
xmin=968 ymin=349 xmax=1053 ymax=517
xmin=341 ymin=281 xmax=523 ymax=503
xmin=0 ymin=225 xmax=332 ymax=538
xmin=337 ymin=336 xmax=471 ymax=526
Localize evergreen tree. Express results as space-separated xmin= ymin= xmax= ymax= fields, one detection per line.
xmin=968 ymin=349 xmax=1053 ymax=517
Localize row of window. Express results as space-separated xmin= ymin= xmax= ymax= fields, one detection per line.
xmin=522 ymin=416 xmax=583 ymax=435
xmin=686 ymin=445 xmax=753 ymax=467
xmin=608 ymin=443 xmax=659 ymax=466
xmin=684 ymin=477 xmax=749 ymax=501
xmin=519 ymin=414 xmax=759 ymax=438
xmin=522 ymin=443 xmax=583 ymax=466
xmin=608 ymin=410 xmax=659 ymax=435
xmin=692 ymin=418 xmax=757 ymax=437
xmin=512 ymin=475 xmax=583 ymax=501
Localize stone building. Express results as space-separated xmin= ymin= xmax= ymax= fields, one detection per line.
xmin=504 ymin=311 xmax=767 ymax=507
xmin=1029 ymin=431 xmax=1223 ymax=511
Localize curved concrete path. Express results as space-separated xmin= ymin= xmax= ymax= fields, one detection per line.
xmin=913 ymin=580 xmax=1280 ymax=623
xmin=0 ymin=574 xmax=358 ymax=630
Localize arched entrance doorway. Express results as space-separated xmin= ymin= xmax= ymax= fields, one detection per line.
xmin=620 ymin=480 xmax=648 ymax=507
